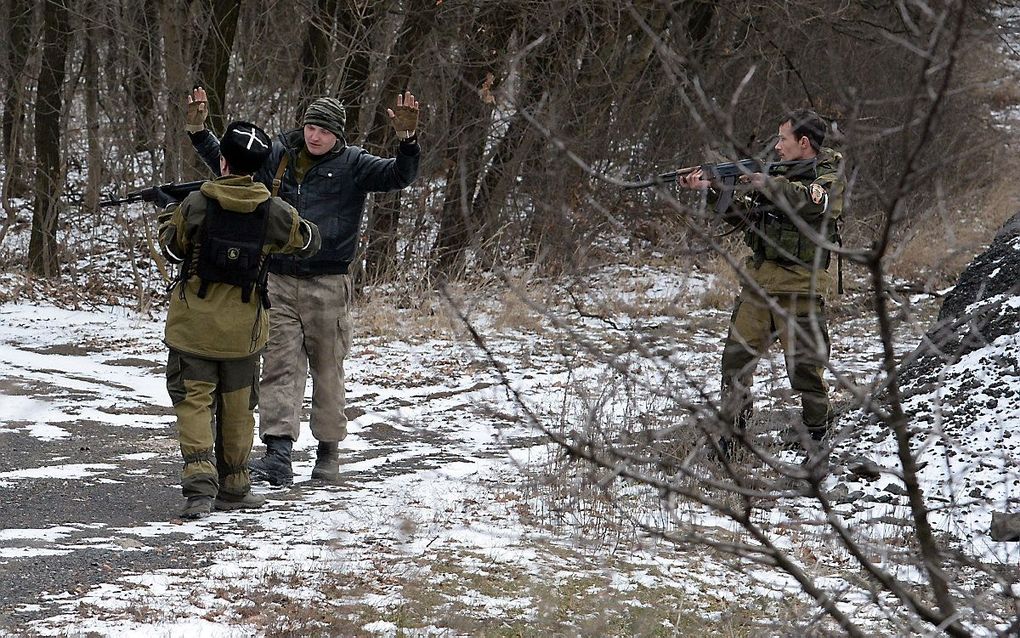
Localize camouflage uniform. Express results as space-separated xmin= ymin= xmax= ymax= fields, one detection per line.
xmin=159 ymin=175 xmax=320 ymax=502
xmin=713 ymin=148 xmax=845 ymax=439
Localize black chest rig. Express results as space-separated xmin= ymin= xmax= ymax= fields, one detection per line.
xmin=180 ymin=198 xmax=272 ymax=308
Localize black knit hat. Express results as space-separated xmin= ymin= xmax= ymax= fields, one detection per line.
xmin=303 ymin=97 xmax=347 ymax=138
xmin=220 ymin=121 xmax=272 ymax=175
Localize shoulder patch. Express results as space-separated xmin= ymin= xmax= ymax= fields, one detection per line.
xmin=810 ymin=183 xmax=826 ymax=205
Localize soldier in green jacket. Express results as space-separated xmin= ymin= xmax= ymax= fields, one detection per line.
xmin=678 ymin=109 xmax=846 ymax=455
xmin=156 ymin=120 xmax=321 ymax=519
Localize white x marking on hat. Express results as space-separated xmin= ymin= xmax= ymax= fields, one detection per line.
xmin=234 ymin=127 xmax=269 ymax=150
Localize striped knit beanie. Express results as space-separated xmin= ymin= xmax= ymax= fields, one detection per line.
xmin=303 ymin=97 xmax=346 ymax=138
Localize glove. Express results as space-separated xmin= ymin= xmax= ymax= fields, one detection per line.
xmin=185 ymin=87 xmax=208 ymax=133
xmin=387 ymin=90 xmax=419 ymax=140
xmin=150 ymin=187 xmax=177 ymax=209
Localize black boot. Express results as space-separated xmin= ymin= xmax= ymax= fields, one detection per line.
xmin=311 ymin=441 xmax=340 ymax=482
xmin=249 ymin=435 xmax=294 ymax=486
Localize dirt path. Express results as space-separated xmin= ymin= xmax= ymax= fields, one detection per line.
xmin=0 ymin=305 xmax=561 ymax=635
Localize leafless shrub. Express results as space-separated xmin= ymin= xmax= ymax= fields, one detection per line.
xmin=443 ymin=2 xmax=1020 ymax=635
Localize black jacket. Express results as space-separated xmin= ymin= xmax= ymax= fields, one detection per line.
xmin=191 ymin=128 xmax=419 ymax=276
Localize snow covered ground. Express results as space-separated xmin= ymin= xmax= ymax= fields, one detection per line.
xmin=1 ymin=258 xmax=1018 ymax=636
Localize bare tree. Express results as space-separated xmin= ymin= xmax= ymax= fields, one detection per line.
xmin=160 ymin=0 xmax=197 ymax=181
xmin=445 ymin=1 xmax=1014 ymax=635
xmin=361 ymin=1 xmax=438 ymax=282
xmin=194 ymin=0 xmax=240 ymax=137
xmin=295 ymin=0 xmax=338 ymax=121
xmin=82 ymin=0 xmax=103 ymax=212
xmin=1 ymin=0 xmax=35 ymax=208
xmin=429 ymin=2 xmax=521 ymax=282
xmin=123 ymin=0 xmax=161 ymax=151
xmin=334 ymin=0 xmax=373 ymax=142
xmin=28 ymin=0 xmax=70 ymax=277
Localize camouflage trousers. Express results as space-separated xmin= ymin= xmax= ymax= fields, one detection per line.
xmin=258 ymin=273 xmax=353 ymax=444
xmin=720 ymin=290 xmax=831 ymax=435
xmin=166 ymin=350 xmax=260 ymax=499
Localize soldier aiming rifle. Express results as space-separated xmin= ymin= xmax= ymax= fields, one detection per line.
xmin=675 ymin=109 xmax=846 ymax=465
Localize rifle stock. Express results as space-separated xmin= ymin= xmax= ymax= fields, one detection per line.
xmin=98 ymin=180 xmax=206 ymax=207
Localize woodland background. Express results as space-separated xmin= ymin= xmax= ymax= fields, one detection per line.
xmin=3 ymin=2 xmax=1020 ymax=635
xmin=0 ymin=0 xmax=1014 ymax=293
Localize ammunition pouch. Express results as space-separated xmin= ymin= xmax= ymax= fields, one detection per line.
xmin=747 ymin=212 xmax=835 ymax=270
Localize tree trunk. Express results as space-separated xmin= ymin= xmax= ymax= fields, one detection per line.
xmin=362 ymin=3 xmax=438 ymax=283
xmin=28 ymin=0 xmax=70 ymax=277
xmin=296 ymin=0 xmax=339 ymax=123
xmin=195 ymin=0 xmax=241 ymax=137
xmin=2 ymin=0 xmax=35 ymax=201
xmin=430 ymin=6 xmax=519 ymax=281
xmin=470 ymin=35 xmax=556 ymax=269
xmin=160 ymin=0 xmax=196 ymax=181
xmin=125 ymin=0 xmax=161 ymax=151
xmin=336 ymin=0 xmax=373 ymax=142
xmin=83 ymin=9 xmax=102 ymax=212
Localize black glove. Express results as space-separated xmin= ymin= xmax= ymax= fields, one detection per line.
xmin=150 ymin=187 xmax=177 ymax=209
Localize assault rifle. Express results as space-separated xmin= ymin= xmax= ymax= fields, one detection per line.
xmin=624 ymin=158 xmax=816 ymax=191
xmin=98 ymin=180 xmax=205 ymax=207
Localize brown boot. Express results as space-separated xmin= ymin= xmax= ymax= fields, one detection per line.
xmin=181 ymin=496 xmax=213 ymax=519
xmin=214 ymin=491 xmax=266 ymax=511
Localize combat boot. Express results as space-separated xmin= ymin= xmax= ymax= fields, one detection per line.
xmin=311 ymin=441 xmax=340 ymax=482
xmin=181 ymin=495 xmax=213 ymax=519
xmin=214 ymin=491 xmax=267 ymax=511
xmin=249 ymin=435 xmax=294 ymax=486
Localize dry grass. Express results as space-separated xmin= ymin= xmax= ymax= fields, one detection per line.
xmin=356 ymin=275 xmax=560 ymax=341
xmin=356 ymin=286 xmax=463 ymax=342
xmin=886 ymin=161 xmax=1020 ymax=288
xmin=696 ymin=255 xmax=743 ymax=311
xmin=169 ymin=544 xmax=786 ymax=637
xmin=492 ymin=282 xmax=549 ymax=333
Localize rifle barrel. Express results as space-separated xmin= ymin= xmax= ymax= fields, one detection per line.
xmin=625 ymin=159 xmax=816 ymax=191
xmin=97 ymin=180 xmax=206 ymax=208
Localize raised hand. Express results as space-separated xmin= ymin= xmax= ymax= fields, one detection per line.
xmin=186 ymin=87 xmax=208 ymax=133
xmin=386 ymin=90 xmax=419 ymax=140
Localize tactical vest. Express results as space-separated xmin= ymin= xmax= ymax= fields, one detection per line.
xmin=744 ymin=179 xmax=840 ymax=270
xmin=181 ymin=198 xmax=272 ymax=307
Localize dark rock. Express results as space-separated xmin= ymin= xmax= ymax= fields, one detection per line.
xmin=827 ymin=484 xmax=851 ymax=503
xmin=875 ymin=515 xmax=912 ymax=526
xmin=990 ymin=511 xmax=1020 ymax=542
xmin=884 ymin=482 xmax=908 ymax=496
xmin=901 ymin=212 xmax=1020 ymax=388
xmin=846 ymin=456 xmax=882 ymax=481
